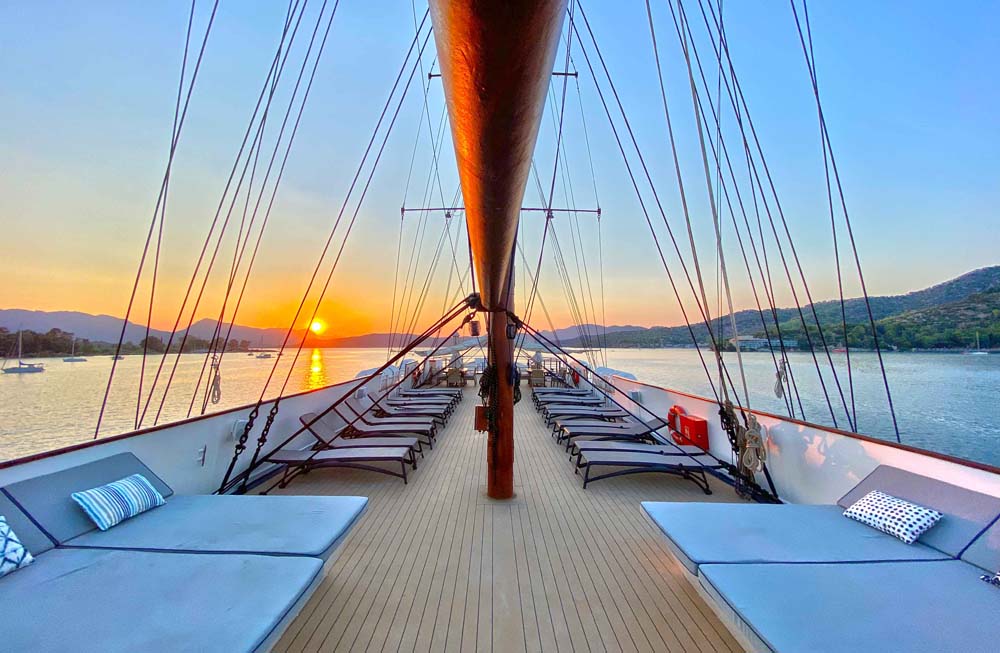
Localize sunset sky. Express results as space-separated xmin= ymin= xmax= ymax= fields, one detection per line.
xmin=2 ymin=1 xmax=997 ymax=338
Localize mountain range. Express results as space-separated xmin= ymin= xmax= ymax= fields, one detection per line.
xmin=560 ymin=265 xmax=1000 ymax=350
xmin=2 ymin=265 xmax=997 ymax=351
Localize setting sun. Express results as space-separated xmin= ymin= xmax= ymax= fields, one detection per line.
xmin=309 ymin=319 xmax=326 ymax=335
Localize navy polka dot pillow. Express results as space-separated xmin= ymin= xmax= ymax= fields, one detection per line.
xmin=843 ymin=490 xmax=942 ymax=544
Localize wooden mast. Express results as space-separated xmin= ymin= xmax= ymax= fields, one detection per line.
xmin=430 ymin=0 xmax=566 ymax=499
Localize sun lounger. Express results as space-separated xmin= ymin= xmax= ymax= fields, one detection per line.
xmin=399 ymin=388 xmax=462 ymax=403
xmin=575 ymin=449 xmax=718 ymax=492
xmin=350 ymin=395 xmax=447 ymax=425
xmin=270 ymin=447 xmax=416 ymax=484
xmin=543 ymin=406 xmax=628 ymax=425
xmin=531 ymin=387 xmax=590 ymax=396
xmin=300 ymin=412 xmax=424 ymax=454
xmin=0 ymin=453 xmax=369 ymax=652
xmin=385 ymin=395 xmax=453 ymax=415
xmin=699 ymin=559 xmax=1000 ymax=653
xmin=640 ymin=465 xmax=1000 ymax=653
xmin=535 ymin=395 xmax=604 ymax=409
xmin=335 ymin=404 xmax=437 ymax=440
xmin=557 ymin=417 xmax=667 ymax=446
xmin=394 ymin=388 xmax=460 ymax=400
xmin=643 ymin=465 xmax=1000 ymax=573
xmin=571 ymin=441 xmax=706 ymax=467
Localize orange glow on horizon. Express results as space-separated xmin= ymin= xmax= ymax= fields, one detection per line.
xmin=309 ymin=319 xmax=327 ymax=335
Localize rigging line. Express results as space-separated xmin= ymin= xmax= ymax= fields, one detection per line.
xmin=576 ymin=5 xmax=752 ymax=406
xmin=134 ymin=0 xmax=310 ymax=427
xmin=434 ymin=187 xmax=469 ymax=323
xmin=439 ymin=216 xmax=458 ymax=316
xmin=264 ymin=25 xmax=432 ymax=406
xmin=191 ymin=0 xmax=343 ymax=419
xmin=544 ymin=0 xmax=577 ymax=212
xmin=557 ymin=119 xmax=603 ymax=367
xmin=577 ymin=2 xmax=739 ymax=387
xmin=222 ymin=297 xmax=470 ymax=493
xmin=193 ymin=0 xmax=300 ymax=415
xmin=571 ymin=14 xmax=723 ymax=404
xmin=224 ymin=0 xmax=299 ymax=294
xmin=790 ymin=0 xmax=899 ymax=441
xmin=391 ymin=101 xmax=449 ymax=354
xmin=95 ymin=0 xmax=220 ymax=439
xmin=386 ymin=212 xmax=405 ymax=361
xmin=246 ymin=311 xmax=472 ymax=494
xmin=237 ymin=9 xmax=430 ymax=430
xmin=137 ymin=0 xmax=198 ymax=429
xmin=667 ymin=12 xmax=800 ymax=419
xmin=517 ymin=243 xmax=562 ymax=349
xmin=690 ymin=0 xmax=804 ymax=418
xmin=676 ymin=0 xmax=751 ymax=409
xmin=793 ymin=0 xmax=854 ymax=427
xmin=389 ymin=8 xmax=436 ymax=360
xmin=694 ymin=0 xmax=852 ymax=429
xmin=517 ymin=317 xmax=733 ymax=471
xmin=514 ymin=2 xmax=578 ymax=361
xmin=400 ymin=74 xmax=433 ymax=210
xmin=644 ymin=0 xmax=730 ymax=402
xmin=549 ymin=225 xmax=597 ymax=366
xmin=544 ymin=83 xmax=601 ymax=366
xmin=667 ymin=6 xmax=797 ymax=418
xmin=573 ymin=73 xmax=609 ymax=362
xmin=154 ymin=0 xmax=333 ymax=424
xmin=400 ymin=218 xmax=454 ymax=344
xmin=410 ymin=0 xmax=449 ymax=210
xmin=680 ymin=0 xmax=837 ymax=423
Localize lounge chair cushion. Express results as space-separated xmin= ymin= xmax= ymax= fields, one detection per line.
xmin=0 ymin=547 xmax=322 ymax=653
xmin=71 ymin=473 xmax=166 ymax=531
xmin=4 ymin=453 xmax=173 ymax=544
xmin=698 ymin=560 xmax=1000 ymax=653
xmin=0 ymin=490 xmax=53 ymax=555
xmin=838 ymin=465 xmax=1000 ymax=557
xmin=66 ymin=495 xmax=367 ymax=560
xmin=641 ymin=502 xmax=948 ymax=575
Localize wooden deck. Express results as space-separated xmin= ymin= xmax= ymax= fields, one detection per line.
xmin=273 ymin=390 xmax=745 ymax=652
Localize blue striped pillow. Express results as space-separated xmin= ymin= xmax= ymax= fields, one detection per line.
xmin=71 ymin=474 xmax=166 ymax=531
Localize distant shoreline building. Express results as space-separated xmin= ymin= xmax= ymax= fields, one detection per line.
xmin=728 ymin=335 xmax=798 ymax=351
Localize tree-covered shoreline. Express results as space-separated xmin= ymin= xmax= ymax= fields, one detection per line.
xmin=0 ymin=327 xmax=254 ymax=358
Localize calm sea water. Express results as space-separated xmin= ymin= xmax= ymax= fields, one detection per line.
xmin=1 ymin=348 xmax=997 ymax=467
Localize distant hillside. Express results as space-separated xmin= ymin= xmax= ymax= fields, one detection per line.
xmin=4 ymin=266 xmax=997 ymax=353
xmin=873 ymin=288 xmax=1000 ymax=349
xmin=565 ymin=266 xmax=1000 ymax=350
xmin=0 ymin=310 xmax=427 ymax=350
xmin=0 ymin=310 xmax=174 ymax=344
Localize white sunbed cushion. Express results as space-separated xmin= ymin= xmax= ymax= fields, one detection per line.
xmin=71 ymin=474 xmax=166 ymax=531
xmin=844 ymin=490 xmax=942 ymax=544
xmin=699 ymin=560 xmax=1000 ymax=653
xmin=0 ymin=516 xmax=34 ymax=578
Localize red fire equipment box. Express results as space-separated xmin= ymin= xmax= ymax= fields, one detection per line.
xmin=668 ymin=405 xmax=709 ymax=450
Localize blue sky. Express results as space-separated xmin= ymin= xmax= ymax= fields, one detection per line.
xmin=1 ymin=1 xmax=997 ymax=335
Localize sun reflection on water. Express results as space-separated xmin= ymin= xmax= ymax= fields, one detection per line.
xmin=307 ymin=348 xmax=328 ymax=390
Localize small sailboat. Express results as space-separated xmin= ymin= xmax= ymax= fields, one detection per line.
xmin=966 ymin=331 xmax=989 ymax=355
xmin=255 ymin=335 xmax=272 ymax=358
xmin=2 ymin=330 xmax=45 ymax=374
xmin=63 ymin=338 xmax=87 ymax=362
